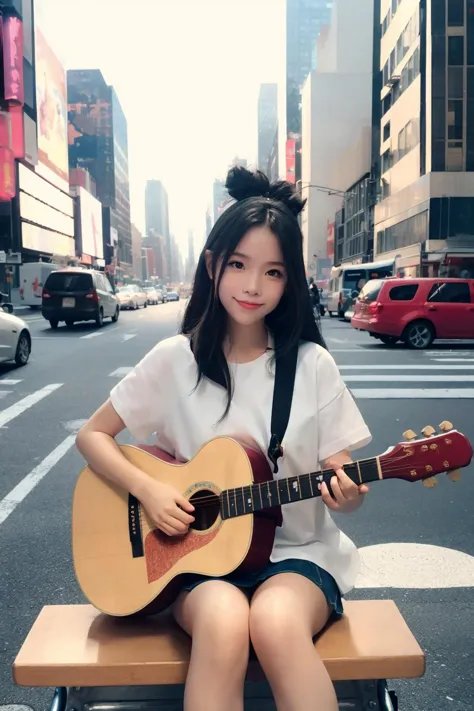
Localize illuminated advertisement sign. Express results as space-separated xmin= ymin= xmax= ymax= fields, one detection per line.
xmin=35 ymin=28 xmax=69 ymax=192
xmin=78 ymin=187 xmax=104 ymax=259
xmin=3 ymin=15 xmax=24 ymax=105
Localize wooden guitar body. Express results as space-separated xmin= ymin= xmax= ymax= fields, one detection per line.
xmin=72 ymin=438 xmax=281 ymax=617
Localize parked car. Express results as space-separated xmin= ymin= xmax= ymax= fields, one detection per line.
xmin=42 ymin=268 xmax=120 ymax=329
xmin=351 ymin=277 xmax=474 ymax=349
xmin=155 ymin=289 xmax=165 ymax=304
xmin=143 ymin=287 xmax=159 ymax=305
xmin=116 ymin=285 xmax=148 ymax=310
xmin=165 ymin=290 xmax=180 ymax=302
xmin=0 ymin=307 xmax=31 ymax=366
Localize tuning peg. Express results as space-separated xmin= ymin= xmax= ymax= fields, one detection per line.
xmin=422 ymin=477 xmax=438 ymax=488
xmin=403 ymin=429 xmax=417 ymax=441
xmin=439 ymin=420 xmax=453 ymax=432
xmin=421 ymin=425 xmax=436 ymax=437
xmin=447 ymin=470 xmax=461 ymax=482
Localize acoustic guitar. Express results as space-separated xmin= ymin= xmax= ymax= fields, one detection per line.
xmin=72 ymin=421 xmax=472 ymax=617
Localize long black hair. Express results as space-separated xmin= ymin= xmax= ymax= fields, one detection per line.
xmin=181 ymin=166 xmax=326 ymax=415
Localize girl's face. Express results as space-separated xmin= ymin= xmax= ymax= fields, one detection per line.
xmin=208 ymin=225 xmax=288 ymax=327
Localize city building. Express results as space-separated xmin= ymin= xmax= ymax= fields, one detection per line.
xmin=68 ymin=69 xmax=132 ymax=277
xmin=185 ymin=230 xmax=196 ymax=283
xmin=0 ymin=5 xmax=78 ymax=298
xmin=131 ymin=224 xmax=142 ymax=280
xmin=375 ymin=0 xmax=474 ymax=278
xmin=279 ymin=0 xmax=332 ymax=183
xmin=258 ymin=84 xmax=278 ymax=174
xmin=143 ymin=230 xmax=167 ymax=281
xmin=301 ymin=0 xmax=377 ymax=281
xmin=145 ymin=179 xmax=170 ymax=277
xmin=212 ymin=179 xmax=229 ymax=225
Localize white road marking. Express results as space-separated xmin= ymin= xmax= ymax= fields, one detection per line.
xmin=431 ymin=358 xmax=474 ymax=362
xmin=80 ymin=331 xmax=104 ymax=339
xmin=339 ymin=364 xmax=474 ymax=370
xmin=122 ymin=334 xmax=136 ymax=342
xmin=0 ymin=391 xmax=12 ymax=400
xmin=351 ymin=388 xmax=474 ymax=398
xmin=63 ymin=419 xmax=88 ymax=433
xmin=0 ymin=435 xmax=76 ymax=526
xmin=0 ymin=379 xmax=22 ymax=385
xmin=327 ymin=337 xmax=348 ymax=344
xmin=344 ymin=374 xmax=474 ymax=382
xmin=20 ymin=316 xmax=43 ymax=322
xmin=0 ymin=383 xmax=63 ymax=429
xmin=356 ymin=543 xmax=474 ymax=588
xmin=109 ymin=366 xmax=133 ymax=378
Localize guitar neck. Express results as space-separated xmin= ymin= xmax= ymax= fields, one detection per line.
xmin=221 ymin=456 xmax=381 ymax=520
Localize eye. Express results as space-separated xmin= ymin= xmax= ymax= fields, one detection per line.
xmin=267 ymin=268 xmax=284 ymax=279
xmin=227 ymin=260 xmax=244 ymax=270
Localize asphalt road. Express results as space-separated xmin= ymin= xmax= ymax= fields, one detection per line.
xmin=1 ymin=304 xmax=473 ymax=711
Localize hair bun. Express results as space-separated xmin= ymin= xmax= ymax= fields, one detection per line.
xmin=225 ymin=166 xmax=306 ymax=218
xmin=225 ymin=166 xmax=270 ymax=202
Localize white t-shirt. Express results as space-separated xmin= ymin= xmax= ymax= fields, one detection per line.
xmin=110 ymin=334 xmax=372 ymax=594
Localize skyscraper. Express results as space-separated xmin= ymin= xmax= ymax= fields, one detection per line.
xmin=67 ymin=70 xmax=132 ymax=270
xmin=258 ymin=84 xmax=278 ymax=174
xmin=280 ymin=0 xmax=332 ymax=182
xmin=145 ymin=180 xmax=171 ymax=276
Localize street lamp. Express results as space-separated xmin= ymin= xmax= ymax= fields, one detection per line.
xmin=298 ymin=182 xmax=355 ymax=198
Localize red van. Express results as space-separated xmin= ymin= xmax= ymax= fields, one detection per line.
xmin=351 ymin=277 xmax=474 ymax=348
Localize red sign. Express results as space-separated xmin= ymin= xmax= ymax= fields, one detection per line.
xmin=286 ymin=139 xmax=296 ymax=183
xmin=0 ymin=146 xmax=16 ymax=200
xmin=3 ymin=16 xmax=24 ymax=106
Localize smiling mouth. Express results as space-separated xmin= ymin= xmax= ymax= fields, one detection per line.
xmin=235 ymin=299 xmax=263 ymax=310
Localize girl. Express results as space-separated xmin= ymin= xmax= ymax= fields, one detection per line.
xmin=76 ymin=167 xmax=372 ymax=711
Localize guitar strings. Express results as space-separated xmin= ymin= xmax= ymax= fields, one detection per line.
xmin=148 ymin=451 xmax=437 ymax=511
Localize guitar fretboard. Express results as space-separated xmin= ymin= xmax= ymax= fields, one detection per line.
xmin=220 ymin=457 xmax=380 ymax=520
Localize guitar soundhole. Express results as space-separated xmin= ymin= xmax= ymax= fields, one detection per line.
xmin=189 ymin=489 xmax=220 ymax=531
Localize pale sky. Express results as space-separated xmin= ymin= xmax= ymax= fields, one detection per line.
xmin=36 ymin=0 xmax=284 ymax=255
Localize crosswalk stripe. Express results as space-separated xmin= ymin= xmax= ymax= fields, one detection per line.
xmin=0 ymin=435 xmax=76 ymax=526
xmin=0 ymin=384 xmax=63 ymax=428
xmin=0 ymin=391 xmax=12 ymax=400
xmin=344 ymin=374 xmax=474 ymax=382
xmin=430 ymin=358 xmax=474 ymax=362
xmin=352 ymin=388 xmax=474 ymax=399
xmin=0 ymin=379 xmax=22 ymax=385
xmin=109 ymin=367 xmax=133 ymax=378
xmin=339 ymin=364 xmax=474 ymax=370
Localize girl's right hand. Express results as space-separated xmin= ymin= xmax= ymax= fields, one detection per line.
xmin=139 ymin=480 xmax=195 ymax=536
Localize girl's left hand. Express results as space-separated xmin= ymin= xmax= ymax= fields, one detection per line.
xmin=320 ymin=461 xmax=369 ymax=512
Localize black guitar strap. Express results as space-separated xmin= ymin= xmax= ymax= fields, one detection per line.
xmin=267 ymin=344 xmax=299 ymax=474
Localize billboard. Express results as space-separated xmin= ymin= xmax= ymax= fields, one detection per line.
xmin=35 ymin=28 xmax=69 ymax=192
xmin=78 ymin=187 xmax=104 ymax=259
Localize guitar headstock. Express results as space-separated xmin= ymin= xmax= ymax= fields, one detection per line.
xmin=379 ymin=421 xmax=473 ymax=487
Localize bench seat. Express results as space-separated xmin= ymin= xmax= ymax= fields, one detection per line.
xmin=13 ymin=600 xmax=425 ymax=689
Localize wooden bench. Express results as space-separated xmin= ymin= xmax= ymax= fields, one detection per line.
xmin=13 ymin=600 xmax=425 ymax=711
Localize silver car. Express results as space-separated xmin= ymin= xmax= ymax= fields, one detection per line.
xmin=0 ymin=310 xmax=31 ymax=366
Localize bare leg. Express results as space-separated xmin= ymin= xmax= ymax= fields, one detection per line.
xmin=173 ymin=581 xmax=250 ymax=711
xmin=249 ymin=573 xmax=338 ymax=711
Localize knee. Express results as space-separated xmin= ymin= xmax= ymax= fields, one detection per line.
xmin=249 ymin=595 xmax=305 ymax=660
xmin=192 ymin=584 xmax=250 ymax=666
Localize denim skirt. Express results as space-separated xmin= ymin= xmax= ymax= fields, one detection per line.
xmin=179 ymin=558 xmax=344 ymax=619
